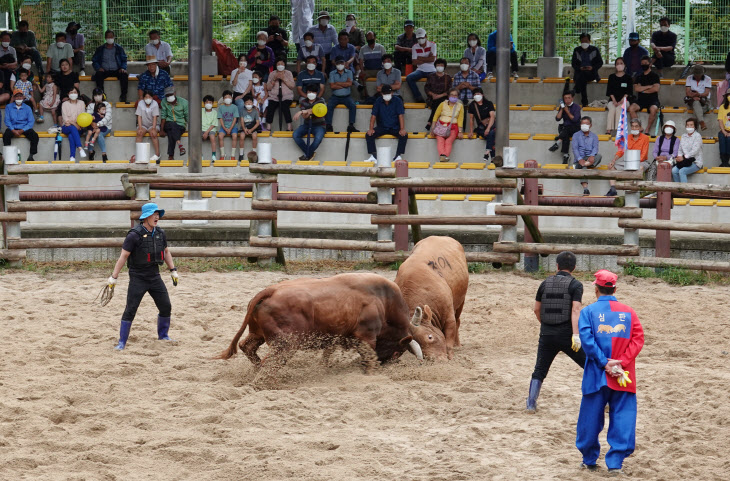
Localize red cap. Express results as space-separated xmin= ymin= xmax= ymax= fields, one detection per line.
xmin=593 ymin=269 xmax=618 ymax=287
xmin=12 ymin=89 xmax=24 ymax=97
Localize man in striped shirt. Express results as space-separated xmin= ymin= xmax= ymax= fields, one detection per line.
xmin=405 ymin=28 xmax=436 ymax=104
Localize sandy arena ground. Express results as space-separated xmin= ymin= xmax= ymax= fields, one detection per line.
xmin=0 ymin=267 xmax=728 ymax=480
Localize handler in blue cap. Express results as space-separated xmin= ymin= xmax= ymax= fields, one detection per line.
xmin=107 ymin=202 xmax=178 ymax=350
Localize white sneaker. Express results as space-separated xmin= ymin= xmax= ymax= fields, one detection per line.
xmin=150 ymin=154 xmax=160 ymax=162
xmin=365 ymin=155 xmax=377 ymax=162
xmin=79 ymin=148 xmax=87 ymax=158
xmin=487 ymin=71 xmax=494 ymax=79
xmin=393 ymin=155 xmax=402 ymax=161
xmin=512 ymin=71 xmax=519 ymax=79
xmin=80 ymin=70 xmax=86 ymax=76
xmin=70 ymin=156 xmax=76 ymax=163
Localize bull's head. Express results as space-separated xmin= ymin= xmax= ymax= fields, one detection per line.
xmin=408 ymin=305 xmax=449 ymax=361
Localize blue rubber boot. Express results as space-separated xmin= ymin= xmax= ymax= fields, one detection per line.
xmin=157 ymin=316 xmax=173 ymax=341
xmin=115 ymin=320 xmax=132 ymax=350
xmin=526 ymin=378 xmax=543 ymax=413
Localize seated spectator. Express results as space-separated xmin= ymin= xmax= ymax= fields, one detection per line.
xmin=91 ymin=30 xmax=129 ymax=103
xmin=672 ymin=118 xmax=703 ymax=182
xmin=266 ymin=58 xmax=295 ymax=131
xmin=248 ymin=31 xmax=275 ymax=80
xmin=265 ymin=15 xmax=289 ymax=60
xmin=202 ymin=94 xmax=218 ymax=161
xmin=622 ymin=32 xmax=648 ymax=78
xmin=331 ymin=31 xmax=356 ymax=76
xmin=343 ymin=14 xmax=364 ymax=51
xmin=217 ymin=90 xmax=240 ymax=161
xmin=292 ymin=83 xmax=326 ymax=160
xmin=365 ymin=85 xmax=407 ymax=162
xmin=684 ymin=64 xmax=712 ymax=131
xmin=424 ymin=58 xmax=451 ymax=131
xmin=571 ymin=33 xmax=603 ymax=107
xmin=430 ymin=88 xmax=464 ymax=162
xmin=0 ymin=63 xmax=12 ymax=105
xmin=606 ymin=58 xmax=633 ymax=135
xmin=548 ymin=91 xmax=582 ymax=163
xmin=629 ymin=56 xmax=660 ymax=134
xmin=608 ymin=118 xmax=650 ymax=195
xmin=145 ymin=29 xmax=173 ymax=73
xmin=358 ymin=31 xmax=385 ymax=99
xmin=486 ymin=30 xmax=519 ymax=79
xmin=137 ymin=58 xmax=173 ymax=104
xmin=296 ymin=55 xmax=326 ymax=98
xmin=240 ymin=95 xmax=261 ymax=164
xmin=10 ymin=20 xmax=44 ymax=74
xmin=135 ymin=90 xmax=161 ymax=162
xmin=3 ymin=89 xmax=38 ymax=162
xmin=467 ymin=88 xmax=496 ymax=163
xmin=375 ymin=54 xmax=401 ymax=99
xmin=14 ymin=68 xmax=36 ymax=114
xmin=53 ymin=59 xmax=80 ymax=125
xmin=38 ymin=72 xmax=59 ymax=123
xmin=15 ymin=56 xmax=37 ymax=92
xmin=650 ymin=17 xmax=676 ymax=78
xmin=60 ymin=86 xmax=86 ymax=162
xmin=159 ymin=86 xmax=188 ymax=160
xmin=85 ymin=88 xmax=113 ymax=161
xmin=230 ymin=54 xmax=253 ymax=114
xmin=717 ymin=91 xmax=730 ymax=167
xmin=297 ymin=32 xmax=325 ymax=75
xmin=652 ymin=119 xmax=679 ymax=178
xmin=464 ymin=33 xmax=487 ymax=81
xmin=0 ymin=31 xmax=17 ymax=69
xmin=394 ymin=20 xmax=416 ymax=73
xmin=406 ymin=28 xmax=436 ymax=104
xmin=325 ymin=56 xmax=358 ymax=133
xmin=453 ymin=57 xmax=480 ymax=105
xmin=84 ymin=102 xmax=109 ymax=160
xmin=46 ymin=32 xmax=73 ymax=75
xmin=251 ymin=71 xmax=268 ymax=130
xmin=572 ymin=116 xmax=602 ymax=195
xmin=65 ymin=22 xmax=85 ymax=75
xmin=307 ymin=11 xmax=337 ymax=71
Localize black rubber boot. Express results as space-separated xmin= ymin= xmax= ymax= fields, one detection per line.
xmin=526 ymin=378 xmax=542 ymax=413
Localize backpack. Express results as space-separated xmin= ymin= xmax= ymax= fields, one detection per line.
xmin=212 ymin=39 xmax=238 ymax=76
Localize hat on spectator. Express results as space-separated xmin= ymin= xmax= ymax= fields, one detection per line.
xmin=66 ymin=21 xmax=81 ymax=31
xmin=404 ymin=20 xmax=415 ymax=27
xmin=662 ymin=119 xmax=676 ymax=132
xmin=415 ymin=28 xmax=427 ymax=38
xmin=317 ymin=11 xmax=330 ymax=20
xmin=381 ymin=85 xmax=393 ymax=94
xmin=334 ymin=55 xmax=345 ymax=63
xmin=145 ymin=57 xmax=159 ymax=64
xmin=628 ymin=32 xmax=639 ymax=40
xmin=164 ymin=86 xmax=176 ymax=96
xmin=12 ymin=89 xmax=24 ymax=97
xmin=592 ymin=270 xmax=618 ymax=287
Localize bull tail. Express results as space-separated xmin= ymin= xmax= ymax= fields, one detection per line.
xmin=215 ymin=288 xmax=272 ymax=360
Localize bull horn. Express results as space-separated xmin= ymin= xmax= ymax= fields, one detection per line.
xmin=408 ymin=340 xmax=423 ymax=360
xmin=410 ymin=306 xmax=423 ymax=327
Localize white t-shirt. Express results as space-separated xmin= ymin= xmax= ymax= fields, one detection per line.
xmin=412 ymin=40 xmax=437 ymax=73
xmin=685 ymin=74 xmax=712 ymax=100
xmin=230 ymin=67 xmax=253 ymax=94
xmin=135 ymin=101 xmax=160 ymax=130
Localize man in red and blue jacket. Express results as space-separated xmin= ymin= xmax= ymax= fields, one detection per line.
xmin=576 ymin=270 xmax=644 ymax=474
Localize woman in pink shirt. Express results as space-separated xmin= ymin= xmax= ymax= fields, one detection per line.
xmin=61 ymin=86 xmax=86 ymax=161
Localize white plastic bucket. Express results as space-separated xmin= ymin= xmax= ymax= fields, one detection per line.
xmin=502 ymin=146 xmax=518 ymax=169
xmin=625 ymin=150 xmax=641 ymax=171
xmin=258 ymin=142 xmax=272 ymax=164
xmin=135 ymin=142 xmax=150 ymax=164
xmin=2 ymin=146 xmax=19 ymax=165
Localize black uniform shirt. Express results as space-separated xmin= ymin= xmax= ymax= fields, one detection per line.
xmin=122 ymin=225 xmax=166 ymax=277
xmin=535 ymin=271 xmax=583 ymax=336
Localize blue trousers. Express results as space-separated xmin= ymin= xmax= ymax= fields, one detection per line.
xmin=90 ymin=129 xmax=112 ymax=153
xmin=576 ymin=386 xmax=637 ymax=469
xmin=718 ymin=131 xmax=730 ymax=155
xmin=325 ymin=95 xmax=357 ymax=125
xmin=672 ymin=163 xmax=700 ymax=183
xmin=61 ymin=125 xmax=83 ymax=157
xmin=405 ymin=69 xmax=428 ymax=102
xmin=293 ymin=123 xmax=325 ymax=157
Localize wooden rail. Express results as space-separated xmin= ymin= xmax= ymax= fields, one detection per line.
xmin=6 ymin=164 xmax=157 ymax=175
xmin=618 ymin=256 xmax=730 ymax=272
xmin=615 ymin=180 xmax=730 ymax=197
xmin=130 ymin=210 xmax=277 ymax=221
xmin=370 ymin=215 xmax=517 ymax=226
xmin=370 ymin=177 xmax=517 ymax=188
xmin=618 ymin=218 xmax=730 ymax=234
xmin=252 ymin=199 xmax=397 ymax=215
xmin=495 ymin=205 xmax=643 ymax=218
xmin=249 ymin=164 xmax=397 ymax=178
xmin=127 ymin=173 xmax=277 ymax=184
xmin=7 ymin=200 xmax=147 ymax=212
xmin=250 ymin=236 xmax=396 ymax=252
xmin=373 ymin=251 xmax=520 ymax=264
xmin=0 ymin=174 xmax=29 ymax=185
xmin=493 ymin=242 xmax=640 ymax=256
xmin=495 ymin=167 xmax=644 ymax=180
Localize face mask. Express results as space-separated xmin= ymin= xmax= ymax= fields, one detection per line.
xmin=346 ymin=20 xmax=355 ymax=28
xmin=252 ymin=78 xmax=260 ymax=84
xmin=204 ymin=102 xmax=213 ymax=110
xmin=382 ymin=94 xmax=392 ymax=102
xmin=469 ymin=40 xmax=477 ymax=48
xmin=306 ymin=63 xmax=316 ymax=71
xmin=57 ymin=42 xmax=65 ymax=48
xmin=319 ymin=19 xmax=329 ymax=27
xmin=642 ymin=64 xmax=650 ymax=71
xmin=224 ymin=98 xmax=232 ymax=105
xmin=436 ymin=66 xmax=445 ymax=73
xmin=664 ymin=127 xmax=674 ymax=135
xmin=152 ymin=39 xmax=160 ymax=45
xmin=22 ymin=63 xmax=31 ymax=70
xmin=383 ymin=62 xmax=393 ymax=70
xmin=616 ymin=64 xmax=625 ymax=72
xmin=1 ymin=42 xmax=9 ymax=48
xmin=239 ymin=61 xmax=247 ymax=68
xmin=581 ymin=42 xmax=589 ymax=49
xmin=307 ymin=92 xmax=317 ymax=100
xmin=660 ymin=26 xmax=669 ymax=33
xmin=258 ymin=40 xmax=266 ymax=47
xmin=449 ymin=96 xmax=459 ymax=103
xmin=567 ymin=101 xmax=573 ymax=106
xmin=15 ymin=99 xmax=23 ymax=106
xmin=630 ymin=129 xmax=640 ymax=136
xmin=418 ymin=38 xmax=426 ymax=45
xmin=94 ymin=95 xmax=103 ymax=102
xmin=473 ymin=94 xmax=483 ymax=102
xmin=106 ymin=38 xmax=115 ymax=45
xmin=277 ymin=64 xmax=286 ymax=71
xmin=367 ymin=39 xmax=375 ymax=45
xmin=686 ymin=127 xmax=695 ymax=134
xmin=68 ymin=93 xmax=78 ymax=100
xmin=245 ymin=104 xmax=253 ymax=110
xmin=581 ymin=124 xmax=590 ymax=132
xmin=336 ymin=64 xmax=344 ymax=71
xmin=304 ymin=40 xmax=313 ymax=48
xmin=460 ymin=64 xmax=469 ymax=71
xmin=167 ymin=95 xmax=175 ymax=103
xmin=144 ymin=98 xmax=153 ymax=105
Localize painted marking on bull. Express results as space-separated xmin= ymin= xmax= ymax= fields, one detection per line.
xmin=426 ymin=256 xmax=453 ymax=278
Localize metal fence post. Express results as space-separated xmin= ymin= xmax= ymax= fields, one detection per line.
xmin=617 ymin=0 xmax=623 ymax=58
xmin=101 ymin=0 xmax=108 ymax=33
xmin=512 ymin=0 xmax=519 ymax=49
xmin=393 ymin=158 xmax=409 ymax=252
xmin=495 ymin=0 xmax=511 ymax=158
xmin=523 ymin=159 xmax=539 ymax=271
xmin=684 ymin=0 xmax=691 ymax=64
xmin=8 ymin=0 xmax=17 ymax=30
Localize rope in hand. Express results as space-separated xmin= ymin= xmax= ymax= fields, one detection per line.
xmin=93 ymin=283 xmax=115 ymax=307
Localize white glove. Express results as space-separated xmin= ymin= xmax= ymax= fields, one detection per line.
xmin=171 ymin=270 xmax=179 ymax=287
xmin=571 ymin=334 xmax=582 ymax=352
xmin=107 ymin=276 xmax=117 ymax=286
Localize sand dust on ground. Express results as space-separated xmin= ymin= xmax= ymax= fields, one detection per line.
xmin=0 ymin=268 xmax=728 ymax=480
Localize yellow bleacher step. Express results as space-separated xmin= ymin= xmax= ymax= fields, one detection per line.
xmin=702 ymin=138 xmax=717 ymax=144
xmin=26 ymin=160 xmax=49 ymax=164
xmin=469 ymin=194 xmax=495 ymax=201
xmin=515 ymin=78 xmax=540 ymax=83
xmin=533 ymin=134 xmax=557 ymax=141
xmin=51 ymin=161 xmax=75 ymax=164
xmin=38 ymin=132 xmax=63 ymax=138
xmin=662 ymin=107 xmax=685 ymax=113
xmin=276 ymin=160 xmax=292 ymax=165
xmin=544 ymin=163 xmax=570 ymax=169
xmin=79 ymin=160 xmax=103 ymax=164
xmin=510 ymin=133 xmax=530 ymax=140
xmin=159 ymin=160 xmax=184 ymax=167
xmin=717 ymin=200 xmax=730 ymax=207
xmin=202 ymin=191 xmax=213 ymax=198
xmin=543 ymin=78 xmax=570 ymax=83
xmin=150 ymin=191 xmax=156 ymax=198
xmin=487 ymin=163 xmax=496 ymax=170
xmin=510 ymin=104 xmax=530 ymax=110
xmin=404 ymin=103 xmax=427 ymax=109
xmin=583 ymin=107 xmax=606 ymax=112
xmin=415 ymin=194 xmax=438 ymax=200
xmin=296 ymin=160 xmax=320 ymax=165
xmin=159 ymin=191 xmax=184 ymax=198
xmin=673 ymin=198 xmax=690 ymax=206
xmin=107 ymin=160 xmax=129 ymax=164
xmin=532 ymin=105 xmax=556 ymax=111
xmin=659 ymin=79 xmax=675 ymax=85
xmin=597 ymin=134 xmax=611 ymax=141
xmin=433 ymin=163 xmax=457 ymax=169
xmin=460 ymin=163 xmax=486 ymax=170
xmin=244 ymin=192 xmax=253 ymax=198
xmin=440 ymin=194 xmax=466 ymax=201
xmin=350 ymin=161 xmax=374 ymax=167
xmin=216 ymin=192 xmax=241 ymax=198
xmin=689 ymin=199 xmax=716 ymax=206
xmin=213 ymin=160 xmax=238 ymax=167
xmin=408 ymin=162 xmax=430 ymax=169
xmin=323 ymin=161 xmax=347 ymax=166
xmin=271 ymin=131 xmax=294 ymax=138
xmin=707 ymin=167 xmax=730 ymax=174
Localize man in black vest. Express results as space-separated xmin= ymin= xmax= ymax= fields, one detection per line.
xmin=526 ymin=251 xmax=586 ymax=412
xmin=107 ymin=203 xmax=178 ymax=350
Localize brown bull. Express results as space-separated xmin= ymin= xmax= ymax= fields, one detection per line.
xmin=217 ymin=273 xmax=423 ymax=384
xmin=395 ymin=236 xmax=469 ymax=360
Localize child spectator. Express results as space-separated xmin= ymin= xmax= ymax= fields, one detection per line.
xmin=135 ymin=90 xmax=161 ymax=162
xmin=85 ymin=87 xmax=113 ymax=161
xmin=251 ymin=71 xmax=268 ymax=130
xmin=217 ymin=89 xmax=240 ymax=161
xmin=85 ymin=102 xmax=108 ymax=159
xmin=38 ymin=72 xmax=59 ymax=123
xmin=14 ymin=68 xmax=36 ymax=113
xmin=240 ymin=95 xmax=261 ymax=164
xmin=202 ymin=94 xmax=218 ymax=161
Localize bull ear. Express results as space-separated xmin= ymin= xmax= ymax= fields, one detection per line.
xmin=410 ymin=306 xmax=423 ymax=327
xmin=421 ymin=305 xmax=433 ymax=326
xmin=399 ymin=335 xmax=413 ymax=346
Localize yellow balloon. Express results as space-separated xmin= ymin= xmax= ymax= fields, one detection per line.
xmin=77 ymin=112 xmax=93 ymax=128
xmin=312 ymin=103 xmax=327 ymax=118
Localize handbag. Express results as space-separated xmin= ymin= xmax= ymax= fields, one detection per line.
xmin=433 ymin=101 xmax=459 ymax=138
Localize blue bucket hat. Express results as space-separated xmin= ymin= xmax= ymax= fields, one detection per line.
xmin=139 ymin=202 xmax=165 ymax=220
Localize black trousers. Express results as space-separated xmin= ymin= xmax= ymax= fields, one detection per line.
xmin=574 ymin=69 xmax=600 ymax=103
xmin=486 ymin=50 xmax=519 ymax=73
xmin=3 ymin=128 xmax=39 ymax=156
xmin=266 ymin=99 xmax=293 ymax=125
xmin=122 ymin=273 xmax=171 ymax=322
xmin=94 ymin=69 xmax=129 ymax=96
xmin=366 ymin=127 xmax=408 ymax=157
xmin=531 ymin=333 xmax=586 ymax=381
xmin=558 ymin=124 xmax=580 ymax=153
xmin=394 ymin=51 xmax=412 ymax=71
xmin=163 ymin=122 xmax=186 ymax=157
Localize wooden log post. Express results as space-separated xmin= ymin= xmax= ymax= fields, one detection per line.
xmin=523 ymin=159 xmax=539 ymax=272
xmin=2 ymin=154 xmax=22 ymax=267
xmin=376 ymin=146 xmax=394 ymax=247
xmin=655 ymin=162 xmax=672 ymax=260
xmin=407 ymin=191 xmax=423 ymax=244
xmin=393 ymin=159 xmax=409 ymax=252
